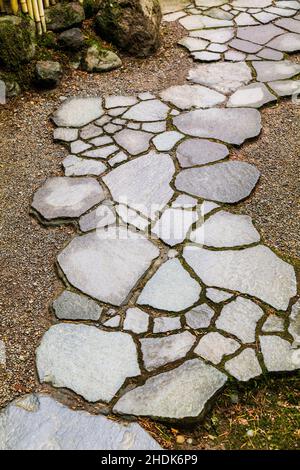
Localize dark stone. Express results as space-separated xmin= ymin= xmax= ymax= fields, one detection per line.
xmin=0 ymin=16 xmax=36 ymax=70
xmin=95 ymin=0 xmax=161 ymax=57
xmin=46 ymin=2 xmax=85 ymax=32
xmin=58 ymin=28 xmax=85 ymax=50
xmin=35 ymin=61 xmax=63 ymax=88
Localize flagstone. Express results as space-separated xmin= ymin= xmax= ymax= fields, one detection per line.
xmin=123 ymin=100 xmax=169 ymax=122
xmin=192 ymin=51 xmax=222 ymax=61
xmin=206 ymin=288 xmax=234 ymax=303
xmin=58 ymin=227 xmax=159 ymax=305
xmin=185 ymin=304 xmax=215 ymax=329
xmin=180 ymin=14 xmax=233 ymax=30
xmin=268 ymin=79 xmax=300 ymax=96
xmin=252 ymin=60 xmax=300 ymax=81
xmin=257 ymin=48 xmax=284 ymax=60
xmin=103 ymin=123 xmax=122 ymax=134
xmin=267 ymin=6 xmax=297 ymax=16
xmin=183 ymin=245 xmax=297 ymax=310
xmin=107 ymin=107 xmax=128 ymax=117
xmin=151 ymin=207 xmax=198 ymax=246
xmin=224 ymin=50 xmax=247 ymax=61
xmin=260 ymin=335 xmax=300 ymax=371
xmin=160 ymin=84 xmax=225 ymax=110
xmin=70 ymin=140 xmax=92 ymax=154
xmin=178 ymin=37 xmax=209 ymax=51
xmin=289 ymin=300 xmax=300 ymax=345
xmin=114 ymin=129 xmax=153 ymax=155
xmin=266 ymin=32 xmax=300 ymax=51
xmin=116 ymin=205 xmax=149 ymax=230
xmin=124 ymin=308 xmax=149 ymax=334
xmin=103 ymin=315 xmax=121 ymax=327
xmin=207 ymin=43 xmax=228 ymax=52
xmin=142 ymin=121 xmax=167 ymax=133
xmin=137 ymin=259 xmax=201 ymax=312
xmin=188 ymin=62 xmax=252 ymax=93
xmin=262 ymin=315 xmax=285 ymax=332
xmin=109 ymin=151 xmax=128 ymax=166
xmin=227 ymin=83 xmax=277 ymax=108
xmin=62 ymin=155 xmax=107 ymax=176
xmin=176 ymin=138 xmax=229 ymax=168
xmin=236 ymin=24 xmax=285 ymax=44
xmin=54 ymin=127 xmax=78 ymax=142
xmin=152 ymin=131 xmax=184 ymax=151
xmin=235 ymin=12 xmax=260 ymax=25
xmin=83 ymin=145 xmax=119 ymax=159
xmin=52 ymin=97 xmax=104 ymax=127
xmin=79 ymin=204 xmax=116 ymax=231
xmin=225 ymin=348 xmax=262 ymax=381
xmin=140 ymin=332 xmax=196 ymax=370
xmin=52 ymin=290 xmax=102 ymax=321
xmin=254 ymin=11 xmax=279 ymax=23
xmin=114 ymin=359 xmax=227 ymax=421
xmin=190 ymin=27 xmax=235 ymax=43
xmin=105 ymin=95 xmax=138 ymax=108
xmin=230 ymin=39 xmax=262 ymax=53
xmin=194 ymin=332 xmax=240 ymax=364
xmin=89 ymin=135 xmax=113 ymax=146
xmin=275 ymin=17 xmax=300 ymax=33
xmin=153 ymin=316 xmax=181 ymax=333
xmin=80 ymin=124 xmax=103 ymax=140
xmin=232 ymin=0 xmax=272 ymax=6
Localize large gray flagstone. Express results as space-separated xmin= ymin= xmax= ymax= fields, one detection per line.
xmin=185 ymin=303 xmax=215 ymax=329
xmin=113 ymin=359 xmax=227 ymax=421
xmin=183 ymin=245 xmax=297 ymax=310
xmin=31 ymin=177 xmax=105 ymax=221
xmin=275 ymin=17 xmax=300 ymax=34
xmin=153 ymin=316 xmax=181 ymax=333
xmin=36 ymin=324 xmax=140 ymax=402
xmin=232 ymin=0 xmax=272 ymax=6
xmin=236 ymin=24 xmax=285 ymax=44
xmin=235 ymin=12 xmax=260 ymax=26
xmin=268 ymin=79 xmax=300 ymax=96
xmin=0 ymin=394 xmax=161 ymax=450
xmin=289 ymin=300 xmax=300 ymax=345
xmin=140 ymin=332 xmax=196 ymax=370
xmin=262 ymin=315 xmax=285 ymax=333
xmin=175 ymin=161 xmax=260 ymax=203
xmin=53 ymin=127 xmax=78 ymax=142
xmin=176 ymin=138 xmax=229 ymax=168
xmin=179 ymin=14 xmax=233 ymax=29
xmin=224 ymin=348 xmax=262 ymax=381
xmin=52 ymin=97 xmax=103 ymax=127
xmin=190 ymin=27 xmax=235 ymax=43
xmin=160 ymin=84 xmax=225 ymax=109
xmin=103 ymin=151 xmax=175 ymax=220
xmin=58 ymin=227 xmax=159 ymax=306
xmin=79 ymin=203 xmax=116 ymax=231
xmin=114 ymin=129 xmax=153 ymax=155
xmin=173 ymin=108 xmax=261 ymax=145
xmin=178 ymin=37 xmax=209 ymax=52
xmin=123 ymin=308 xmax=149 ymax=334
xmin=52 ymin=290 xmax=102 ymax=321
xmin=229 ymin=39 xmax=262 ymax=54
xmin=188 ymin=62 xmax=252 ymax=94
xmin=252 ymin=60 xmax=300 ymax=82
xmin=151 ymin=207 xmax=198 ymax=246
xmin=195 ymin=0 xmax=226 ymax=6
xmin=190 ymin=210 xmax=260 ymax=247
xmin=266 ymin=32 xmax=300 ymax=51
xmin=260 ymin=336 xmax=300 ymax=371
xmin=123 ymin=100 xmax=169 ymax=122
xmin=63 ymin=155 xmax=107 ymax=176
xmin=194 ymin=332 xmax=240 ymax=364
xmin=137 ymin=259 xmax=201 ymax=312
xmin=105 ymin=95 xmax=138 ymax=108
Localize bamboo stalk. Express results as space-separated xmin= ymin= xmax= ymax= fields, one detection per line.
xmin=43 ymin=0 xmax=49 ymax=7
xmin=0 ymin=0 xmax=5 ymax=13
xmin=37 ymin=0 xmax=46 ymax=33
xmin=32 ymin=0 xmax=42 ymax=35
xmin=10 ymin=0 xmax=19 ymax=15
xmin=20 ymin=0 xmax=28 ymax=12
xmin=27 ymin=0 xmax=34 ymax=19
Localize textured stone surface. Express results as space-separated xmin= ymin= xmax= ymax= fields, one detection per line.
xmin=185 ymin=304 xmax=215 ymax=329
xmin=138 ymin=259 xmax=201 ymax=312
xmin=183 ymin=245 xmax=297 ymax=310
xmin=79 ymin=204 xmax=116 ymax=232
xmin=190 ymin=210 xmax=260 ymax=247
xmin=152 ymin=207 xmax=198 ymax=246
xmin=194 ymin=332 xmax=240 ymax=364
xmin=262 ymin=315 xmax=285 ymax=333
xmin=253 ymin=60 xmax=300 ymax=82
xmin=36 ymin=324 xmax=140 ymax=402
xmin=103 ymin=152 xmax=175 ymax=220
xmin=173 ymin=108 xmax=261 ymax=145
xmin=216 ymin=297 xmax=264 ymax=343
xmin=140 ymin=332 xmax=196 ymax=370
xmin=160 ymin=84 xmax=225 ymax=109
xmin=289 ymin=300 xmax=300 ymax=345
xmin=153 ymin=131 xmax=183 ymax=151
xmin=52 ymin=97 xmax=103 ymax=127
xmin=267 ymin=33 xmax=300 ymax=52
xmin=54 ymin=127 xmax=78 ymax=142
xmin=176 ymin=138 xmax=229 ymax=167
xmin=32 ymin=177 xmax=105 ymax=220
xmin=123 ymin=308 xmax=149 ymax=334
xmin=52 ymin=290 xmax=102 ymax=320
xmin=63 ymin=155 xmax=106 ymax=176
xmin=180 ymin=14 xmax=233 ymax=30
xmin=227 ymin=83 xmax=277 ymax=108
xmin=114 ymin=359 xmax=227 ymax=421
xmin=188 ymin=62 xmax=252 ymax=93
xmin=260 ymin=336 xmax=300 ymax=371
xmin=237 ymin=24 xmax=285 ymax=44
xmin=206 ymin=288 xmax=233 ymax=303
xmin=58 ymin=227 xmax=159 ymax=305
xmin=114 ymin=129 xmax=153 ymax=155
xmin=0 ymin=340 xmax=6 ymax=366
xmin=175 ymin=162 xmax=260 ymax=203
xmin=123 ymin=100 xmax=169 ymax=122
xmin=225 ymin=349 xmax=262 ymax=381
xmin=0 ymin=394 xmax=161 ymax=450
xmin=153 ymin=316 xmax=181 ymax=333
xmin=268 ymin=79 xmax=300 ymax=96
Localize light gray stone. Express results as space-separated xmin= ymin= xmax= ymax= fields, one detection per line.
xmin=109 ymin=152 xmax=128 ymax=166
xmin=227 ymin=82 xmax=277 ymax=108
xmin=190 ymin=27 xmax=234 ymax=43
xmin=0 ymin=394 xmax=161 ymax=450
xmin=194 ymin=332 xmax=240 ymax=364
xmin=53 ymin=290 xmax=102 ymax=320
xmin=252 ymin=60 xmax=300 ymax=82
xmin=267 ymin=32 xmax=300 ymax=51
xmin=52 ymin=97 xmax=103 ymax=127
xmin=138 ymin=259 xmax=201 ymax=312
xmin=216 ymin=297 xmax=264 ymax=343
xmin=103 ymin=123 xmax=122 ymax=134
xmin=58 ymin=227 xmax=159 ymax=305
xmin=188 ymin=62 xmax=252 ymax=94
xmin=140 ymin=332 xmax=196 ymax=370
xmin=89 ymin=135 xmax=112 ymax=146
xmin=173 ymin=108 xmax=261 ymax=145
xmin=79 ymin=204 xmax=116 ymax=231
xmin=262 ymin=315 xmax=285 ymax=332
xmin=80 ymin=124 xmax=103 ymax=140
xmin=268 ymin=79 xmax=300 ymax=96
xmin=105 ymin=95 xmax=138 ymax=108
xmin=83 ymin=145 xmax=118 ymax=159
xmin=257 ymin=48 xmax=284 ymax=61
xmin=235 ymin=12 xmax=260 ymax=26
xmin=185 ymin=304 xmax=215 ymax=329
xmin=190 ymin=210 xmax=260 ymax=247
xmin=153 ymin=316 xmax=181 ymax=333
xmin=70 ymin=140 xmax=92 ymax=154
xmin=178 ymin=36 xmax=209 ymax=51
xmin=236 ymin=24 xmax=285 ymax=44
xmin=289 ymin=300 xmax=300 ymax=345
xmin=123 ymin=100 xmax=169 ymax=122
xmin=103 ymin=151 xmax=175 ymax=220
xmin=206 ymin=288 xmax=233 ymax=303
xmin=175 ymin=162 xmax=260 ymax=203
xmin=32 ymin=177 xmax=105 ymax=220
xmin=224 ymin=50 xmax=246 ymax=61
xmin=114 ymin=129 xmax=153 ymax=155
xmin=116 ymin=205 xmax=149 ymax=231
xmin=142 ymin=121 xmax=166 ymax=133
xmin=0 ymin=340 xmax=6 ymax=366
xmin=54 ymin=127 xmax=78 ymax=142
xmin=179 ymin=14 xmax=233 ymax=30
xmin=275 ymin=17 xmax=300 ymax=33
xmin=176 ymin=139 xmax=229 ymax=167
xmin=260 ymin=335 xmax=300 ymax=371
xmin=230 ymin=38 xmax=262 ymax=54
xmin=225 ymin=348 xmax=262 ymax=381
xmin=36 ymin=324 xmax=140 ymax=402
xmin=124 ymin=308 xmax=149 ymax=334
xmin=151 ymin=207 xmax=198 ymax=246
xmin=232 ymin=0 xmax=272 ymax=6
xmin=103 ymin=315 xmax=121 ymax=327
xmin=183 ymin=245 xmax=297 ymax=310
xmin=160 ymin=84 xmax=225 ymax=109
xmin=114 ymin=359 xmax=227 ymax=421
xmin=152 ymin=131 xmax=184 ymax=151
xmin=192 ymin=51 xmax=221 ymax=61
xmin=63 ymin=155 xmax=106 ymax=176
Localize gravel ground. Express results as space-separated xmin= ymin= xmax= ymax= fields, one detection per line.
xmin=0 ymin=20 xmax=299 ymax=447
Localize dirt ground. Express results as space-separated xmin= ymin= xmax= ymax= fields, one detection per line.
xmin=0 ymin=21 xmax=299 ymax=449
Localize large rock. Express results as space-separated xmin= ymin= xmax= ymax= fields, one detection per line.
xmin=0 ymin=16 xmax=36 ymax=70
xmin=35 ymin=61 xmax=63 ymax=89
xmin=58 ymin=28 xmax=85 ymax=50
xmin=95 ymin=0 xmax=162 ymax=57
xmin=82 ymin=43 xmax=122 ymax=72
xmin=46 ymin=2 xmax=85 ymax=32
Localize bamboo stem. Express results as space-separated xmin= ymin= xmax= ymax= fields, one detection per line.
xmin=10 ymin=0 xmax=19 ymax=15
xmin=43 ymin=0 xmax=49 ymax=7
xmin=32 ymin=0 xmax=42 ymax=35
xmin=27 ymin=0 xmax=34 ymax=19
xmin=37 ymin=0 xmax=46 ymax=33
xmin=20 ymin=0 xmax=28 ymax=13
xmin=0 ymin=0 xmax=5 ymax=13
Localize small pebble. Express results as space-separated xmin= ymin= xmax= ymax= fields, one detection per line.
xmin=176 ymin=435 xmax=185 ymax=444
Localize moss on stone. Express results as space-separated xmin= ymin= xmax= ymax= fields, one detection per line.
xmin=0 ymin=16 xmax=36 ymax=71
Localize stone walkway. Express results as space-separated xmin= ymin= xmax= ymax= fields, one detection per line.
xmin=1 ymin=0 xmax=300 ymax=450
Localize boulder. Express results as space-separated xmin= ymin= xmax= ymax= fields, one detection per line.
xmin=35 ymin=61 xmax=63 ymax=88
xmin=58 ymin=28 xmax=85 ymax=50
xmin=82 ymin=43 xmax=122 ymax=72
xmin=0 ymin=16 xmax=36 ymax=70
xmin=46 ymin=2 xmax=85 ymax=32
xmin=95 ymin=0 xmax=161 ymax=57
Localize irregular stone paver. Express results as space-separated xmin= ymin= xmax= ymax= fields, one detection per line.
xmin=267 ymin=32 xmax=300 ymax=51
xmin=54 ymin=127 xmax=78 ymax=142
xmin=52 ymin=290 xmax=102 ymax=321
xmin=225 ymin=348 xmax=262 ymax=381
xmin=114 ymin=129 xmax=153 ymax=155
xmin=190 ymin=210 xmax=260 ymax=247
xmin=173 ymin=108 xmax=262 ymax=145
xmin=183 ymin=245 xmax=297 ymax=310
xmin=151 ymin=207 xmax=198 ymax=246
xmin=175 ymin=162 xmax=260 ymax=203
xmin=79 ymin=204 xmax=116 ymax=232
xmin=188 ymin=62 xmax=252 ymax=93
xmin=0 ymin=340 xmax=6 ymax=367
xmin=206 ymin=288 xmax=233 ymax=303
xmin=123 ymin=308 xmax=149 ymax=334
xmin=216 ymin=297 xmax=264 ymax=343
xmin=185 ymin=304 xmax=215 ymax=329
xmin=152 ymin=131 xmax=184 ymax=151
xmin=288 ymin=300 xmax=300 ymax=345
xmin=123 ymin=100 xmax=169 ymax=122
xmin=237 ymin=24 xmax=285 ymax=44
xmin=176 ymin=138 xmax=229 ymax=167
xmin=260 ymin=336 xmax=300 ymax=371
xmin=52 ymin=97 xmax=103 ymax=127
xmin=253 ymin=60 xmax=300 ymax=81
xmin=227 ymin=83 xmax=277 ymax=108
xmin=36 ymin=324 xmax=140 ymax=402
xmin=194 ymin=332 xmax=240 ymax=364
xmin=114 ymin=359 xmax=227 ymax=421
xmin=0 ymin=394 xmax=161 ymax=450
xmin=58 ymin=227 xmax=159 ymax=306
xmin=31 ymin=177 xmax=105 ymax=221
xmin=62 ymin=155 xmax=106 ymax=176
xmin=262 ymin=315 xmax=285 ymax=332
xmin=160 ymin=84 xmax=225 ymax=109
xmin=153 ymin=316 xmax=181 ymax=333
xmin=140 ymin=332 xmax=196 ymax=370
xmin=268 ymin=79 xmax=300 ymax=96
xmin=103 ymin=315 xmax=121 ymax=328
xmin=137 ymin=259 xmax=201 ymax=312
xmin=105 ymin=95 xmax=138 ymax=108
